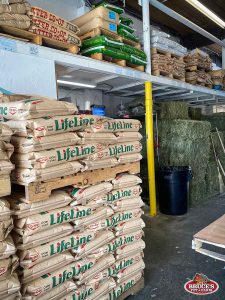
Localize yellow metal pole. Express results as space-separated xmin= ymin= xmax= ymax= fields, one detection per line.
xmin=145 ymin=82 xmax=157 ymax=217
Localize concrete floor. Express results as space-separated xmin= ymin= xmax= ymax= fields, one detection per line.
xmin=131 ymin=195 xmax=225 ymax=299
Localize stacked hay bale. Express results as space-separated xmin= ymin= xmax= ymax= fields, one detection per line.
xmin=29 ymin=6 xmax=81 ymax=46
xmin=158 ymin=101 xmax=211 ymax=206
xmin=0 ymin=125 xmax=19 ymax=299
xmin=0 ymin=0 xmax=31 ymax=30
xmin=72 ymin=4 xmax=147 ymax=69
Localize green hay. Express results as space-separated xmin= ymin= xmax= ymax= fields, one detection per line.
xmin=189 ymin=107 xmax=202 ymax=120
xmin=202 ymin=113 xmax=225 ymax=132
xmin=209 ymin=131 xmax=224 ymax=161
xmin=159 ymin=101 xmax=189 ymax=120
xmin=205 ymin=161 xmax=220 ymax=196
xmin=189 ymin=180 xmax=206 ymax=207
xmin=159 ymin=120 xmax=211 ymax=182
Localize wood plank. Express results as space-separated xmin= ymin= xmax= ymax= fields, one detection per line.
xmin=15 ymin=162 xmax=140 ymax=202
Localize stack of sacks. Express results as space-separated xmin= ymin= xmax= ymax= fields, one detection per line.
xmin=0 ymin=123 xmax=14 ymax=196
xmin=29 ymin=6 xmax=81 ymax=46
xmin=0 ymin=199 xmax=20 ymax=300
xmin=62 ymin=173 xmax=145 ymax=299
xmin=78 ymin=118 xmax=143 ymax=170
xmin=0 ymin=99 xmax=105 ymax=184
xmin=0 ymin=0 xmax=31 ymax=30
xmin=7 ymin=189 xmax=112 ymax=299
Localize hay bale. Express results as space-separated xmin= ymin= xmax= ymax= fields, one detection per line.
xmin=209 ymin=131 xmax=224 ymax=161
xmin=205 ymin=161 xmax=220 ymax=196
xmin=159 ymin=101 xmax=189 ymax=120
xmin=202 ymin=113 xmax=225 ymax=131
xmin=189 ymin=180 xmax=206 ymax=207
xmin=159 ymin=120 xmax=211 ymax=181
xmin=189 ymin=107 xmax=202 ymax=120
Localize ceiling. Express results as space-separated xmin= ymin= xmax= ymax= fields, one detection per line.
xmin=90 ymin=0 xmax=225 ymax=50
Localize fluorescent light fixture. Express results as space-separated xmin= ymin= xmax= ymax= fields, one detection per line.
xmin=185 ymin=0 xmax=225 ymax=28
xmin=57 ymin=80 xmax=96 ymax=88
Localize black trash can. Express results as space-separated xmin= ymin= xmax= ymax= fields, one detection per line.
xmin=156 ymin=166 xmax=192 ymax=215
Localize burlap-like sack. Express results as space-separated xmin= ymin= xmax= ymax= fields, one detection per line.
xmin=14 ymin=205 xmax=95 ymax=236
xmin=0 ymin=160 xmax=14 ymax=175
xmin=78 ymin=132 xmax=117 ymax=145
xmin=1 ymin=291 xmax=21 ymax=300
xmin=107 ymin=230 xmax=143 ymax=253
xmin=19 ymin=230 xmax=97 ymax=268
xmin=10 ymin=2 xmax=31 ymax=14
xmin=112 ymin=174 xmax=142 ymax=189
xmin=22 ymin=257 xmax=96 ymax=297
xmin=114 ymin=219 xmax=145 ymax=236
xmin=110 ymin=197 xmax=145 ymax=212
xmin=108 ymin=252 xmax=143 ymax=277
xmin=9 ymin=190 xmax=72 ymax=217
xmin=105 ymin=185 xmax=142 ymax=203
xmin=0 ymin=198 xmax=11 ymax=221
xmin=7 ymin=115 xmax=101 ymax=137
xmin=77 ymin=254 xmax=115 ymax=285
xmin=109 ymin=271 xmax=143 ymax=299
xmin=116 ymin=259 xmax=145 ymax=283
xmin=81 ymin=157 xmax=119 ymax=171
xmin=87 ymin=119 xmax=141 ymax=133
xmin=0 ymin=4 xmax=11 ymax=13
xmin=115 ymin=132 xmax=143 ymax=143
xmin=21 ymin=251 xmax=75 ymax=284
xmin=84 ymin=278 xmax=116 ymax=300
xmin=14 ymin=223 xmax=74 ymax=250
xmin=73 ymin=207 xmax=114 ymax=230
xmin=12 ymin=143 xmax=104 ymax=169
xmin=0 ymin=218 xmax=13 ymax=241
xmin=118 ymin=153 xmax=143 ymax=164
xmin=0 ymin=99 xmax=77 ymax=121
xmin=12 ymin=161 xmax=83 ymax=184
xmin=0 ymin=235 xmax=16 ymax=259
xmin=0 ymin=175 xmax=11 ymax=197
xmin=30 ymin=17 xmax=81 ymax=46
xmin=70 ymin=182 xmax=113 ymax=205
xmin=0 ymin=255 xmax=19 ymax=281
xmin=0 ymin=141 xmax=14 ymax=159
xmin=31 ymin=6 xmax=79 ymax=34
xmin=72 ymin=231 xmax=114 ymax=260
xmin=84 ymin=141 xmax=142 ymax=161
xmin=115 ymin=240 xmax=145 ymax=260
xmin=0 ymin=13 xmax=30 ymax=29
xmin=11 ymin=133 xmax=81 ymax=154
xmin=0 ymin=273 xmax=20 ymax=298
xmin=0 ymin=123 xmax=12 ymax=142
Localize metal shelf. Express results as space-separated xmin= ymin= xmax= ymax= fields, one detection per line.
xmin=1 ymin=36 xmax=225 ymax=104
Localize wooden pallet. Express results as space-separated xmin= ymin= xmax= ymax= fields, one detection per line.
xmin=13 ymin=162 xmax=140 ymax=202
xmin=118 ymin=277 xmax=144 ymax=300
xmin=80 ymin=27 xmax=141 ymax=49
xmin=0 ymin=26 xmax=80 ymax=54
xmin=151 ymin=47 xmax=184 ymax=61
xmin=90 ymin=52 xmax=145 ymax=71
xmin=192 ymin=214 xmax=225 ymax=262
xmin=152 ymin=69 xmax=185 ymax=81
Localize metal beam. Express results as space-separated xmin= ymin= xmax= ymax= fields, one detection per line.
xmin=109 ymin=81 xmax=143 ymax=92
xmin=154 ymin=89 xmax=187 ymax=97
xmin=142 ymin=0 xmax=151 ymax=74
xmin=94 ymin=75 xmax=118 ymax=83
xmin=150 ymin=0 xmax=225 ymax=48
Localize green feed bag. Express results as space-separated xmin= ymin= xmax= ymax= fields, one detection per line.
xmin=81 ymin=36 xmax=123 ymax=51
xmin=97 ymin=2 xmax=124 ymax=14
xmin=118 ymin=28 xmax=139 ymax=42
xmin=128 ymin=54 xmax=147 ymax=66
xmin=120 ymin=16 xmax=133 ymax=26
xmin=81 ymin=45 xmax=129 ymax=61
xmin=122 ymin=44 xmax=146 ymax=59
xmin=118 ymin=23 xmax=135 ymax=34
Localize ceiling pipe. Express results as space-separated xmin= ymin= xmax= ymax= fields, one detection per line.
xmin=149 ymin=0 xmax=225 ymax=48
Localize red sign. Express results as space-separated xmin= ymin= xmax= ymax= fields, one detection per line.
xmin=184 ymin=274 xmax=219 ymax=295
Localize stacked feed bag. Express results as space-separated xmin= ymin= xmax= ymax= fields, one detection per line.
xmin=0 ymin=200 xmax=20 ymax=300
xmin=0 ymin=0 xmax=31 ymax=29
xmin=29 ymin=6 xmax=81 ymax=45
xmin=0 ymin=123 xmax=14 ymax=197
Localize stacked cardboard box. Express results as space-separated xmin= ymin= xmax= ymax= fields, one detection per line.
xmin=0 ymin=98 xmax=145 ymax=299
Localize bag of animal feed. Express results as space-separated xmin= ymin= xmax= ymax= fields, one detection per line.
xmin=0 ymin=255 xmax=18 ymax=281
xmin=0 ymin=273 xmax=20 ymax=298
xmin=105 ymin=185 xmax=142 ymax=203
xmin=110 ymin=197 xmax=145 ymax=212
xmin=114 ymin=240 xmax=145 ymax=260
xmin=0 ymin=235 xmax=16 ymax=259
xmin=112 ymin=174 xmax=142 ymax=189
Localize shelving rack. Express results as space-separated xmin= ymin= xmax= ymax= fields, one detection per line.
xmin=0 ymin=0 xmax=225 ymax=216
